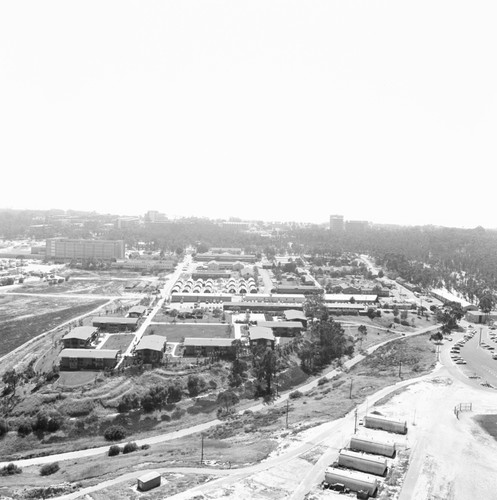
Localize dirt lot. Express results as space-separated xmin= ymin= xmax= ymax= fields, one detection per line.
xmin=0 ymin=295 xmax=108 ymax=357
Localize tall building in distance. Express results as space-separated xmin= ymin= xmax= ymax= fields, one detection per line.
xmin=45 ymin=238 xmax=125 ymax=261
xmin=329 ymin=214 xmax=345 ymax=232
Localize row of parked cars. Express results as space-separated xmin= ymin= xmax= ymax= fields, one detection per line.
xmin=481 ymin=329 xmax=497 ymax=360
xmin=449 ymin=332 xmax=473 ymax=364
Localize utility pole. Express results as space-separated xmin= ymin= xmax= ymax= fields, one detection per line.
xmin=479 ymin=327 xmax=483 ymax=347
xmin=349 ymin=379 xmax=353 ymax=399
xmin=399 ymin=360 xmax=402 ymax=378
xmin=200 ymin=433 xmax=204 ymax=465
xmin=286 ymin=399 xmax=289 ymax=429
xmin=354 ymin=408 xmax=358 ymax=434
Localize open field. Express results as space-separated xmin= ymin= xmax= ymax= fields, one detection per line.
xmin=100 ymin=334 xmax=136 ymax=352
xmin=0 ymin=295 xmax=108 ymax=357
xmin=145 ymin=324 xmax=233 ymax=342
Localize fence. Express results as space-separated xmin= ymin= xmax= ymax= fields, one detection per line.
xmin=454 ymin=402 xmax=472 ymax=419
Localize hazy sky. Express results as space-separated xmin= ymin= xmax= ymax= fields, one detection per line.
xmin=1 ymin=1 xmax=496 ymax=228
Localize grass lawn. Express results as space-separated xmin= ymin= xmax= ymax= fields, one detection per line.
xmin=100 ymin=334 xmax=135 ymax=352
xmin=145 ymin=324 xmax=232 ymax=342
xmin=474 ymin=414 xmax=497 ymax=440
xmin=58 ymin=370 xmax=99 ymax=388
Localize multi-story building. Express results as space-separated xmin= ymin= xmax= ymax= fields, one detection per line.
xmin=45 ymin=238 xmax=125 ymax=261
xmin=329 ymin=215 xmax=345 ymax=232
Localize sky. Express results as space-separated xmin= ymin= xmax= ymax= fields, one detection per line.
xmin=1 ymin=1 xmax=496 ymax=228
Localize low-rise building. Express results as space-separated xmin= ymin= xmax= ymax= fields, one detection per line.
xmin=257 ymin=321 xmax=304 ymax=337
xmin=183 ymin=338 xmax=235 ymax=357
xmin=61 ymin=326 xmax=99 ymax=349
xmin=128 ymin=305 xmax=147 ymax=318
xmin=92 ymin=317 xmax=139 ymax=332
xmin=59 ymin=349 xmax=120 ymax=370
xmin=283 ymin=309 xmax=308 ymax=327
xmin=134 ymin=335 xmax=167 ymax=363
xmin=249 ymin=326 xmax=275 ymax=349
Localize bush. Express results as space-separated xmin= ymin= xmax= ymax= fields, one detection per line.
xmin=122 ymin=441 xmax=138 ymax=454
xmin=40 ymin=462 xmax=59 ymax=476
xmin=17 ymin=420 xmax=33 ymax=437
xmin=141 ymin=444 xmax=150 ymax=450
xmin=108 ymin=445 xmax=121 ymax=456
xmin=289 ymin=390 xmax=303 ymax=399
xmin=0 ymin=463 xmax=22 ymax=476
xmin=393 ymin=317 xmax=400 ymax=324
xmin=317 ymin=377 xmax=328 ymax=386
xmin=400 ymin=320 xmax=410 ymax=326
xmin=104 ymin=425 xmax=126 ymax=441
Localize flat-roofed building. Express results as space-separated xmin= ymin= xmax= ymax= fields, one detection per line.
xmin=59 ymin=349 xmax=120 ymax=370
xmin=329 ymin=214 xmax=344 ymax=232
xmin=324 ymin=294 xmax=378 ymax=304
xmin=46 ymin=238 xmax=124 ymax=261
xmin=62 ymin=326 xmax=99 ymax=348
xmin=183 ymin=338 xmax=235 ymax=357
xmin=134 ymin=335 xmax=167 ymax=363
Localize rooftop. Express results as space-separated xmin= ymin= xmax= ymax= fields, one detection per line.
xmin=135 ymin=335 xmax=167 ymax=352
xmin=183 ymin=338 xmax=235 ymax=347
xmin=59 ymin=349 xmax=120 ymax=359
xmin=62 ymin=326 xmax=98 ymax=341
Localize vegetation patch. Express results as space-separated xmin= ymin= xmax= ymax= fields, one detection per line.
xmin=474 ymin=414 xmax=497 ymax=441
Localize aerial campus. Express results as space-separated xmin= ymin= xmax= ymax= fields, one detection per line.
xmin=1 ymin=210 xmax=497 ymax=499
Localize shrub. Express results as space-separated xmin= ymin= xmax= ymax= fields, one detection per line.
xmin=40 ymin=462 xmax=59 ymax=476
xmin=317 ymin=377 xmax=328 ymax=386
xmin=141 ymin=444 xmax=150 ymax=450
xmin=108 ymin=445 xmax=121 ymax=456
xmin=400 ymin=320 xmax=410 ymax=326
xmin=289 ymin=390 xmax=303 ymax=399
xmin=17 ymin=420 xmax=33 ymax=437
xmin=104 ymin=425 xmax=126 ymax=441
xmin=47 ymin=413 xmax=64 ymax=432
xmin=122 ymin=441 xmax=138 ymax=454
xmin=0 ymin=463 xmax=22 ymax=476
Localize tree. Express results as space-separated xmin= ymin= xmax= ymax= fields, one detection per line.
xmin=400 ymin=309 xmax=408 ymax=321
xmin=358 ymin=325 xmax=368 ymax=337
xmin=187 ymin=375 xmax=206 ymax=397
xmin=303 ymin=294 xmax=328 ymax=321
xmin=253 ymin=346 xmax=278 ymax=396
xmin=479 ymin=293 xmax=495 ymax=324
xmin=217 ymin=390 xmax=240 ymax=413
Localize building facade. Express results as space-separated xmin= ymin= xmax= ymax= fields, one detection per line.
xmin=45 ymin=238 xmax=125 ymax=261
